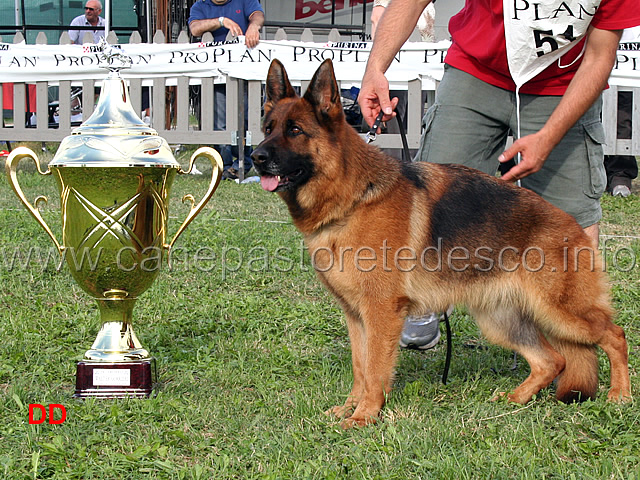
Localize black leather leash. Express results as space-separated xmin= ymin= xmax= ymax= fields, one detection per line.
xmin=365 ymin=110 xmax=411 ymax=163
xmin=364 ymin=110 xmax=385 ymax=144
xmin=365 ymin=108 xmax=453 ymax=385
xmin=442 ymin=311 xmax=452 ymax=385
xmin=394 ymin=110 xmax=412 ymax=163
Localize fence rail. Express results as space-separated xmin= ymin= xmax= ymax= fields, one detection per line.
xmin=1 ymin=29 xmax=638 ymax=160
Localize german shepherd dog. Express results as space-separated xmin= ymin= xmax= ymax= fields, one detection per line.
xmin=251 ymin=59 xmax=631 ymax=428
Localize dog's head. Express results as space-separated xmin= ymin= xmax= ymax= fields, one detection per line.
xmin=251 ymin=58 xmax=345 ymax=193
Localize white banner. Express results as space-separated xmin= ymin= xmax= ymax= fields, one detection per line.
xmin=611 ymin=42 xmax=640 ymax=87
xmin=1 ymin=38 xmax=639 ymax=87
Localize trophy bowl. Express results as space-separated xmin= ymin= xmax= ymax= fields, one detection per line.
xmin=5 ymin=62 xmax=223 ymax=398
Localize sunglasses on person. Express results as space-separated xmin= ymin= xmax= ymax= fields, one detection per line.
xmin=85 ymin=6 xmax=96 ymax=11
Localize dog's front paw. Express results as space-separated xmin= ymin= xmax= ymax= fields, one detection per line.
xmin=490 ymin=391 xmax=508 ymax=402
xmin=607 ymin=388 xmax=632 ymax=403
xmin=491 ymin=390 xmax=533 ymax=404
xmin=325 ymin=404 xmax=354 ymax=419
xmin=506 ymin=391 xmax=532 ymax=404
xmin=340 ymin=415 xmax=378 ymax=429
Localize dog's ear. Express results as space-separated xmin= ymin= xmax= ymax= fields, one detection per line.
xmin=303 ymin=59 xmax=343 ymax=122
xmin=264 ymin=59 xmax=297 ymax=115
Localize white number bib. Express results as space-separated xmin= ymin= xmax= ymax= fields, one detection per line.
xmin=504 ymin=0 xmax=601 ymax=88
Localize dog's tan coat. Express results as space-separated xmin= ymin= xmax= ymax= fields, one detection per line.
xmin=252 ymin=59 xmax=631 ymax=428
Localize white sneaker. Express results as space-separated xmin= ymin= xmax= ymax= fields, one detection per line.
xmin=399 ymin=306 xmax=454 ymax=350
xmin=400 ymin=312 xmax=442 ymax=350
xmin=611 ymin=184 xmax=631 ymax=197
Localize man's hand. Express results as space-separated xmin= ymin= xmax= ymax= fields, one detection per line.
xmin=222 ymin=17 xmax=244 ymax=38
xmin=244 ymin=12 xmax=264 ymax=48
xmin=245 ymin=22 xmax=261 ymax=48
xmin=499 ymin=131 xmax=555 ymax=182
xmin=359 ymin=68 xmax=399 ymax=129
xmin=499 ymin=27 xmax=621 ymax=183
xmin=189 ymin=17 xmax=242 ymax=38
xmin=358 ymin=0 xmax=426 ymax=128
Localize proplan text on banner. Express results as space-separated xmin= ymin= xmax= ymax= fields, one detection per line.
xmin=0 ymin=38 xmax=450 ymax=88
xmin=0 ymin=38 xmax=638 ymax=87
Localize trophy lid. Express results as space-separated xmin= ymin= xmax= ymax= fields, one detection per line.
xmin=49 ymin=41 xmax=178 ymax=168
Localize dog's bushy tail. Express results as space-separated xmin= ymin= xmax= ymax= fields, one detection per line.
xmin=549 ymin=338 xmax=598 ymax=403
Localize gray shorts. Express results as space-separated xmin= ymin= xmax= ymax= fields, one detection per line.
xmin=415 ymin=66 xmax=607 ymax=228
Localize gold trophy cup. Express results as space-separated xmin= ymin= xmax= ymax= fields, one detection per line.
xmin=5 ymin=45 xmax=223 ymax=398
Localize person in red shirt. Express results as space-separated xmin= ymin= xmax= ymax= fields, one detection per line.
xmin=359 ymin=0 xmax=640 ymax=349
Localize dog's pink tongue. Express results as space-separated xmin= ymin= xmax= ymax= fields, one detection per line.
xmin=260 ymin=175 xmax=279 ymax=192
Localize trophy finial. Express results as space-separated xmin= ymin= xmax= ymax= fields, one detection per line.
xmin=96 ymin=38 xmax=132 ymax=72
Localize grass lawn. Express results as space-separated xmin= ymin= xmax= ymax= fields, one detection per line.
xmin=1 ymin=146 xmax=639 ymax=479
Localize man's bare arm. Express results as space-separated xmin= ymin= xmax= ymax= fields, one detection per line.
xmin=359 ymin=0 xmax=431 ymax=126
xmin=245 ymin=11 xmax=264 ymax=48
xmin=500 ymin=27 xmax=623 ymax=182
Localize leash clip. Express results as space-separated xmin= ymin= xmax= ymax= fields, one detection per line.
xmin=365 ymin=110 xmax=385 ymax=144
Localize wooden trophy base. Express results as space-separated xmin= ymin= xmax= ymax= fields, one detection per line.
xmin=74 ymin=358 xmax=156 ymax=398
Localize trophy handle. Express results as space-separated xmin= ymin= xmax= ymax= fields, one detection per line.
xmin=5 ymin=147 xmax=64 ymax=255
xmin=168 ymin=146 xmax=223 ymax=251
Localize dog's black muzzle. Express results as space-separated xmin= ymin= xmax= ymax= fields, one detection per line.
xmin=250 ymin=145 xmax=270 ymax=173
xmin=251 ymin=144 xmax=313 ymax=193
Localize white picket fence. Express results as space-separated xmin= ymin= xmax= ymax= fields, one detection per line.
xmin=1 ymin=29 xmax=638 ymax=158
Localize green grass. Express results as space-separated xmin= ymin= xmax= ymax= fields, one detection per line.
xmin=1 ymin=147 xmax=639 ymax=479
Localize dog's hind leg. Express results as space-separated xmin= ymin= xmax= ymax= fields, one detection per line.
xmin=543 ymin=304 xmax=631 ymax=403
xmin=472 ymin=307 xmax=566 ymax=404
xmin=598 ymin=321 xmax=631 ymax=402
